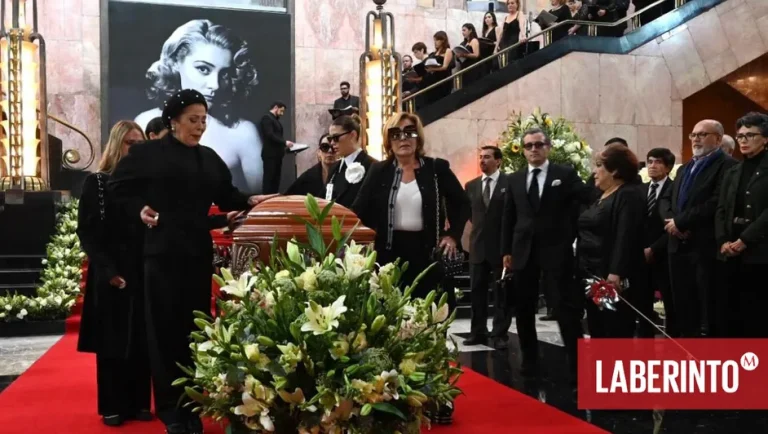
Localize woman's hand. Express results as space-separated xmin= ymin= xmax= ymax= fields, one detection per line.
xmin=520 ymin=37 xmax=528 ymax=43
xmin=140 ymin=206 xmax=159 ymax=228
xmin=247 ymin=194 xmax=279 ymax=206
xmin=607 ymin=274 xmax=622 ymax=291
xmin=439 ymin=236 xmax=458 ymax=259
xmin=109 ymin=276 xmax=127 ymax=289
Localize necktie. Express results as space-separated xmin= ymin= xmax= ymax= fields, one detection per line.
xmin=528 ymin=168 xmax=541 ymax=210
xmin=483 ymin=177 xmax=492 ymax=207
xmin=647 ymin=183 xmax=658 ymax=216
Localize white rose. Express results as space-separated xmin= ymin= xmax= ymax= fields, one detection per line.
xmin=296 ymin=268 xmax=318 ymax=291
xmin=345 ymin=162 xmax=366 ymax=184
xmin=0 ymin=312 xmax=5 ymax=318
xmin=275 ymin=270 xmax=291 ymax=280
xmin=570 ymin=154 xmax=581 ymax=164
xmin=564 ymin=143 xmax=577 ymax=153
xmin=4 ymin=304 xmax=11 ymax=311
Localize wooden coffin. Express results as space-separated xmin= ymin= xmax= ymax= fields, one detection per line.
xmin=229 ymin=196 xmax=376 ymax=275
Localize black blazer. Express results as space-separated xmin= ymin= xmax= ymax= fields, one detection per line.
xmin=285 ymin=163 xmax=327 ymax=198
xmin=501 ymin=162 xmax=591 ymax=271
xmin=259 ymin=113 xmax=286 ymax=159
xmin=715 ymin=152 xmax=768 ymax=264
xmin=465 ymin=173 xmax=510 ymax=265
xmin=659 ymin=151 xmax=737 ymax=256
xmin=328 ymin=150 xmax=377 ymax=209
xmin=77 ymin=172 xmax=144 ymax=358
xmin=352 ymin=157 xmax=470 ymax=253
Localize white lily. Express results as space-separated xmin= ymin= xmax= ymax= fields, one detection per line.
xmin=301 ymin=296 xmax=348 ymax=335
xmin=220 ymin=273 xmax=255 ymax=299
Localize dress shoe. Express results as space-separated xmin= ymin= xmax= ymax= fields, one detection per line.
xmin=165 ymin=422 xmax=188 ymax=434
xmin=102 ymin=415 xmax=123 ymax=427
xmin=492 ymin=337 xmax=508 ymax=350
xmin=539 ymin=309 xmax=557 ymax=321
xmin=127 ymin=409 xmax=153 ymax=422
xmin=463 ymin=335 xmax=488 ymax=346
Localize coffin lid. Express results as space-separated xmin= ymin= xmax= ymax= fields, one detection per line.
xmin=231 ymin=195 xmax=376 ymax=244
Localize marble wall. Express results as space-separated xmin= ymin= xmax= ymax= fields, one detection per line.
xmin=424 ymin=0 xmax=768 ymax=185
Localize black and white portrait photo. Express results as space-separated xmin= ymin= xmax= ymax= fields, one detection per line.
xmin=106 ymin=1 xmax=292 ymax=194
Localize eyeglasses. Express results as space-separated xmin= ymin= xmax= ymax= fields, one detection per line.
xmin=523 ymin=141 xmax=548 ymax=150
xmin=319 ymin=143 xmax=334 ymax=153
xmin=387 ymin=127 xmax=419 ymax=141
xmin=688 ymin=132 xmax=716 ymax=140
xmin=735 ymin=132 xmax=763 ymax=142
xmin=327 ymin=131 xmax=352 ymax=143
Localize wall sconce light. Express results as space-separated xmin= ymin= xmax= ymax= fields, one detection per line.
xmin=0 ymin=0 xmax=48 ymax=191
xmin=360 ymin=0 xmax=402 ymax=160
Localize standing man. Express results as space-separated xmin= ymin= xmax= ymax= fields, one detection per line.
xmin=333 ymin=81 xmax=360 ymax=111
xmin=464 ymin=146 xmax=512 ymax=349
xmin=260 ymin=101 xmax=293 ymax=194
xmin=501 ymin=128 xmax=590 ymax=379
xmin=659 ymin=120 xmax=737 ymax=337
xmin=641 ymin=148 xmax=676 ymax=337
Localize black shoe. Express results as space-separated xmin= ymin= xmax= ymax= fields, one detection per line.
xmin=187 ymin=417 xmax=204 ymax=434
xmin=492 ymin=337 xmax=509 ymax=350
xmin=102 ymin=415 xmax=123 ymax=427
xmin=463 ymin=335 xmax=488 ymax=346
xmin=166 ymin=422 xmax=188 ymax=434
xmin=133 ymin=409 xmax=153 ymax=422
xmin=539 ymin=309 xmax=557 ymax=321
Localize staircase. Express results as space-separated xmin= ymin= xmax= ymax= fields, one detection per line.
xmin=0 ymin=255 xmax=45 ymax=298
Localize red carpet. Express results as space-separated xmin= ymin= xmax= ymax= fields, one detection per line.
xmin=0 ymin=316 xmax=606 ymax=434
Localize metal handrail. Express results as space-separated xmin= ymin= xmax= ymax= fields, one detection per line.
xmin=42 ymin=110 xmax=96 ymax=170
xmin=403 ymin=0 xmax=686 ymax=106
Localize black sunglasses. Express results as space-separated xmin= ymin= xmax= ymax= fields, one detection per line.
xmin=523 ymin=141 xmax=548 ymax=150
xmin=319 ymin=143 xmax=334 ymax=153
xmin=328 ymin=131 xmax=352 ymax=143
xmin=387 ymin=126 xmax=419 ymax=141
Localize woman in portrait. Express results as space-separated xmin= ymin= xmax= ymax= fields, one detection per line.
xmin=135 ymin=19 xmax=263 ymax=194
xmin=284 ymin=134 xmax=339 ymax=197
xmin=77 ymin=121 xmax=152 ymax=427
xmin=112 ymin=89 xmax=274 ymax=434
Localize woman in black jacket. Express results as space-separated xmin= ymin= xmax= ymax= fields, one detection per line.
xmin=351 ymin=112 xmax=470 ymax=298
xmin=285 ymin=134 xmax=338 ymax=197
xmin=77 ymin=121 xmax=153 ymax=427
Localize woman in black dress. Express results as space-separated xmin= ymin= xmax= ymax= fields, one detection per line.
xmin=497 ymin=0 xmax=527 ymax=66
xmin=77 ymin=121 xmax=152 ymax=427
xmin=284 ymin=134 xmax=338 ymax=197
xmin=550 ymin=0 xmax=574 ymax=43
xmin=576 ymin=144 xmax=645 ymax=338
xmin=110 ymin=89 xmax=274 ymax=434
xmin=456 ymin=23 xmax=482 ymax=87
xmin=422 ymin=31 xmax=455 ymax=105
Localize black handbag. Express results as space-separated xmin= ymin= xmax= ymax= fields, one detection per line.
xmin=430 ymin=171 xmax=465 ymax=277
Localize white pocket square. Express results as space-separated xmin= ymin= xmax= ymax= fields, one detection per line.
xmin=551 ymin=179 xmax=562 ymax=187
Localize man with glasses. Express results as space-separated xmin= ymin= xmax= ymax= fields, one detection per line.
xmin=333 ymin=81 xmax=360 ymax=112
xmin=500 ymin=127 xmax=591 ymax=383
xmin=659 ymin=119 xmax=737 ymax=338
xmin=715 ymin=112 xmax=768 ymax=337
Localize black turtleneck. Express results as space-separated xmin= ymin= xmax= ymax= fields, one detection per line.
xmin=735 ymin=151 xmax=766 ymax=218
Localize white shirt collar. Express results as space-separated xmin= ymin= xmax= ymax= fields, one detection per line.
xmin=528 ymin=160 xmax=550 ymax=174
xmin=343 ymin=148 xmax=363 ymax=167
xmin=650 ymin=176 xmax=668 ymax=187
xmin=482 ymin=170 xmax=500 ymax=182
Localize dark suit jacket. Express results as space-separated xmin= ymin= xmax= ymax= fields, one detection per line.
xmin=259 ymin=113 xmax=286 ymax=159
xmin=643 ymin=179 xmax=672 ymax=256
xmin=352 ymin=157 xmax=470 ymax=252
xmin=659 ymin=151 xmax=737 ymax=256
xmin=285 ymin=163 xmax=326 ymax=198
xmin=329 ymin=150 xmax=377 ymax=209
xmin=465 ymin=173 xmax=510 ymax=265
xmin=501 ymin=162 xmax=591 ymax=271
xmin=333 ymin=95 xmax=360 ymax=110
xmin=715 ymin=152 xmax=768 ymax=264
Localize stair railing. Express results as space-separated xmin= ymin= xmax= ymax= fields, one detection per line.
xmin=39 ymin=109 xmax=97 ymax=170
xmin=403 ymin=0 xmax=690 ymax=112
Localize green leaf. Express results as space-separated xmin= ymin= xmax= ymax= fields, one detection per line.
xmin=361 ymin=403 xmax=373 ymax=416
xmin=307 ymin=224 xmax=325 ymax=256
xmin=171 ymin=377 xmax=188 ymax=387
xmin=220 ymin=268 xmax=234 ymax=282
xmin=305 ymin=194 xmax=321 ymax=222
xmin=372 ymin=402 xmax=407 ymax=420
xmin=331 ymin=215 xmax=342 ymax=242
xmin=319 ymin=201 xmax=335 ymax=225
xmin=185 ymin=386 xmax=209 ymax=404
xmin=212 ymin=274 xmax=226 ymax=288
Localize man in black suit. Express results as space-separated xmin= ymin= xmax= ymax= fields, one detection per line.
xmin=659 ymin=119 xmax=737 ymax=338
xmin=639 ymin=148 xmax=675 ymax=337
xmin=464 ymin=146 xmax=512 ymax=349
xmin=259 ymin=101 xmax=293 ymax=194
xmin=327 ymin=116 xmax=376 ymax=208
xmin=333 ymin=81 xmax=360 ymax=111
xmin=501 ymin=127 xmax=590 ymax=378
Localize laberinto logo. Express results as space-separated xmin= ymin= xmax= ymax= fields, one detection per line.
xmin=594 ymin=352 xmax=759 ymax=394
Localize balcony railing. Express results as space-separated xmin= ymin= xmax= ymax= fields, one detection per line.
xmin=404 ymin=0 xmax=689 ymax=112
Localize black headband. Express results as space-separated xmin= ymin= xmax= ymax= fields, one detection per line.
xmin=161 ymin=89 xmax=209 ymax=128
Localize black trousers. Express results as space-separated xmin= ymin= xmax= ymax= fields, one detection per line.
xmin=668 ymin=248 xmax=718 ymax=337
xmin=515 ymin=248 xmax=582 ymax=377
xmin=144 ymin=254 xmax=213 ymax=426
xmin=469 ymin=261 xmax=510 ymax=338
xmin=720 ymin=260 xmax=768 ymax=337
xmin=96 ymin=354 xmax=151 ymax=416
xmin=262 ymin=156 xmax=284 ymax=194
xmin=632 ymin=264 xmax=659 ymax=338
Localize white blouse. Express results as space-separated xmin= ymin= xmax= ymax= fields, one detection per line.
xmin=393 ymin=181 xmax=424 ymax=231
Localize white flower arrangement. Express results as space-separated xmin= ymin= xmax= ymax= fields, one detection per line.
xmin=344 ymin=162 xmax=366 ymax=184
xmin=0 ymin=200 xmax=81 ymax=324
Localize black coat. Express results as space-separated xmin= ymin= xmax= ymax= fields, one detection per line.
xmin=715 ymin=152 xmax=768 ymax=263
xmin=659 ymin=150 xmax=737 ymax=256
xmin=109 ymin=134 xmax=252 ymax=258
xmin=259 ymin=113 xmax=286 ymax=159
xmin=285 ymin=163 xmax=327 ymax=198
xmin=351 ymin=156 xmax=470 ymax=253
xmin=328 ymin=150 xmax=377 ymax=209
xmin=77 ymin=172 xmax=144 ymax=358
xmin=465 ymin=173 xmax=510 ymax=265
xmin=501 ymin=162 xmax=592 ymax=271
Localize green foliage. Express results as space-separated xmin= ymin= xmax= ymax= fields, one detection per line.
xmin=183 ymin=195 xmax=462 ymax=433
